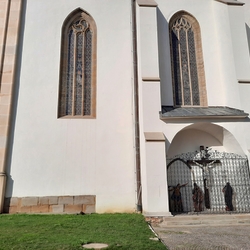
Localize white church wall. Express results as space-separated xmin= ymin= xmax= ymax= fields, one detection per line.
xmin=243 ymin=0 xmax=250 ymax=47
xmin=239 ymin=83 xmax=250 ymax=119
xmin=221 ymin=125 xmax=248 ymax=156
xmin=167 ymin=128 xmax=223 ymax=158
xmin=237 ymin=83 xmax=250 ymax=151
xmin=138 ymin=6 xmax=160 ymax=79
xmin=166 ymin=123 xmax=247 ymax=159
xmin=157 ymin=8 xmax=173 ymax=107
xmin=228 ymin=4 xmax=250 ymax=81
xmin=239 ymin=0 xmax=250 ymax=126
xmin=206 ymin=1 xmax=237 ymax=107
xmin=136 ymin=2 xmax=170 ymax=215
xmin=5 ymin=0 xmax=250 ymax=215
xmin=157 ymin=0 xmax=227 ymax=106
xmin=142 ymin=140 xmax=170 ymax=216
xmin=136 ymin=0 xmax=250 ymax=216
xmin=140 ymin=81 xmax=162 ymax=131
xmin=6 ymin=0 xmax=136 ymax=213
xmin=155 ymin=0 xmax=250 ymax=109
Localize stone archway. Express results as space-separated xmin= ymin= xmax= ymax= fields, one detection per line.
xmin=167 ymin=122 xmax=245 ymax=158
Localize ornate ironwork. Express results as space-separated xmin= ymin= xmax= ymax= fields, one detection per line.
xmin=167 ymin=148 xmax=250 ymax=214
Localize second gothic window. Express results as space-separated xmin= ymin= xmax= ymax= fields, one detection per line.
xmin=169 ymin=12 xmax=207 ymax=107
xmin=58 ymin=9 xmax=96 ymax=118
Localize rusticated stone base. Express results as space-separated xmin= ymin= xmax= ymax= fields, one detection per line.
xmin=3 ymin=195 xmax=96 ymax=214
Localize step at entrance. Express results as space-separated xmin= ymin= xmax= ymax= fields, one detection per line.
xmin=160 ymin=214 xmax=250 ymax=227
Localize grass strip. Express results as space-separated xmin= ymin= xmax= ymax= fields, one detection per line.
xmin=0 ymin=213 xmax=167 ymax=249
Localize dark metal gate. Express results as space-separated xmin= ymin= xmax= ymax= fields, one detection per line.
xmin=167 ymin=148 xmax=250 ymax=214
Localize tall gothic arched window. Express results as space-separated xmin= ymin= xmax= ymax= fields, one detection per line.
xmin=58 ymin=9 xmax=97 ymax=118
xmin=169 ymin=12 xmax=207 ymax=107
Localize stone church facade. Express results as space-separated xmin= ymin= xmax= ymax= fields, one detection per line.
xmin=1 ymin=0 xmax=250 ymax=216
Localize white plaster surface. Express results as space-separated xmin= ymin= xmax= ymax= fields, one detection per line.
xmin=6 ymin=0 xmax=136 ymax=213
xmin=136 ymin=0 xmax=250 ymax=215
xmin=5 ymin=0 xmax=250 ymax=216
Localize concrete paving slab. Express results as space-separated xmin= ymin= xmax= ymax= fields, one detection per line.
xmin=82 ymin=243 xmax=108 ymax=249
xmin=152 ymin=224 xmax=250 ymax=250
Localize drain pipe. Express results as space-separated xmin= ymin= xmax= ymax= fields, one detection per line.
xmin=131 ymin=0 xmax=142 ymax=213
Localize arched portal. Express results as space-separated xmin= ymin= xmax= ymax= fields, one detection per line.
xmin=166 ymin=123 xmax=250 ymax=214
xmin=167 ymin=122 xmax=245 ymax=158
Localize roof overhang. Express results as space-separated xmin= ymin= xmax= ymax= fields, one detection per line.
xmin=160 ymin=106 xmax=249 ymax=121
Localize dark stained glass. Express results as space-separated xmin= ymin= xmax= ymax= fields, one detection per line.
xmin=75 ymin=33 xmax=83 ymax=115
xmin=188 ymin=29 xmax=200 ymax=105
xmin=60 ymin=14 xmax=94 ymax=118
xmin=172 ymin=30 xmax=182 ymax=106
xmin=66 ymin=28 xmax=74 ymax=115
xmin=180 ymin=28 xmax=191 ymax=105
xmin=171 ymin=16 xmax=200 ymax=106
xmin=84 ymin=29 xmax=92 ymax=116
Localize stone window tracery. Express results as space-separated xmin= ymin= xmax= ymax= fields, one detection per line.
xmin=169 ymin=12 xmax=207 ymax=107
xmin=58 ymin=9 xmax=96 ymax=118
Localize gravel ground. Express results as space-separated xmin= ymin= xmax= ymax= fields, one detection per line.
xmin=152 ymin=225 xmax=250 ymax=250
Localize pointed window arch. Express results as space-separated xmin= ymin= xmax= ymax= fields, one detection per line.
xmin=58 ymin=9 xmax=97 ymax=118
xmin=169 ymin=11 xmax=207 ymax=107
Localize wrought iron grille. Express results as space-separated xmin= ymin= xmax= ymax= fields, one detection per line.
xmin=167 ymin=149 xmax=250 ymax=214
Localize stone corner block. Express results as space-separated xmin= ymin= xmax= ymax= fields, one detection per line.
xmin=9 ymin=197 xmax=19 ymax=206
xmin=48 ymin=196 xmax=58 ymax=205
xmin=8 ymin=206 xmax=18 ymax=214
xmin=21 ymin=197 xmax=38 ymax=207
xmin=31 ymin=205 xmax=49 ymax=213
xmin=50 ymin=204 xmax=64 ymax=213
xmin=73 ymin=195 xmax=96 ymax=205
xmin=83 ymin=204 xmax=96 ymax=214
xmin=58 ymin=196 xmax=73 ymax=205
xmin=20 ymin=206 xmax=31 ymax=213
xmin=38 ymin=197 xmax=49 ymax=205
xmin=64 ymin=204 xmax=83 ymax=213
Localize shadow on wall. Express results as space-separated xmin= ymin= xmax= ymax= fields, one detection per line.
xmin=245 ymin=23 xmax=250 ymax=55
xmin=157 ymin=8 xmax=173 ymax=107
xmin=164 ymin=135 xmax=171 ymax=156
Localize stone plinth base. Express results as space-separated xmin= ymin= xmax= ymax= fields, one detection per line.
xmin=3 ymin=195 xmax=96 ymax=214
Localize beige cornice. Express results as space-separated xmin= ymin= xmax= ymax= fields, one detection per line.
xmin=142 ymin=77 xmax=160 ymax=82
xmin=160 ymin=115 xmax=248 ymax=121
xmin=144 ymin=132 xmax=165 ymax=141
xmin=214 ymin=0 xmax=244 ymax=6
xmin=137 ymin=0 xmax=158 ymax=7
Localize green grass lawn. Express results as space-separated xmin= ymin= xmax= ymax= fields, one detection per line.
xmin=0 ymin=213 xmax=167 ymax=249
